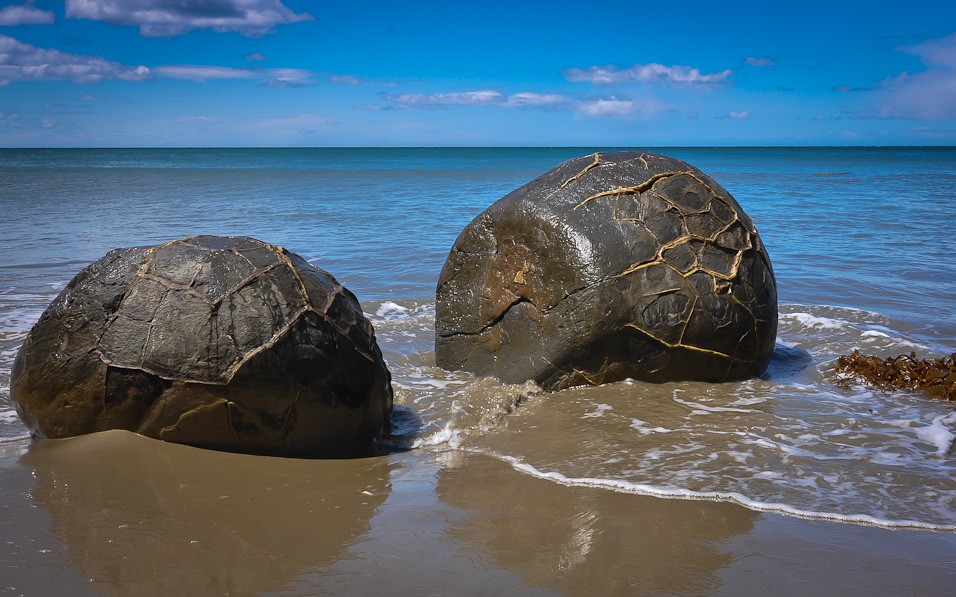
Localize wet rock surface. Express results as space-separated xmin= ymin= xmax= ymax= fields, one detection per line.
xmin=435 ymin=152 xmax=778 ymax=390
xmin=11 ymin=236 xmax=393 ymax=456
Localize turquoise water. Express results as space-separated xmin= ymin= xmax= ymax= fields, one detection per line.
xmin=1 ymin=147 xmax=954 ymax=528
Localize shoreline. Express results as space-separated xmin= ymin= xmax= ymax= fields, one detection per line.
xmin=2 ymin=432 xmax=953 ymax=595
xmin=479 ymin=449 xmax=956 ymax=533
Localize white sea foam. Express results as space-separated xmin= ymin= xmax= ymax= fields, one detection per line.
xmin=728 ymin=396 xmax=769 ymax=407
xmin=412 ymin=422 xmax=463 ymax=449
xmin=672 ymin=397 xmax=755 ymax=414
xmin=912 ymin=412 xmax=956 ymax=456
xmin=377 ymin=419 xmax=464 ymax=451
xmin=582 ymin=403 xmax=613 ymax=418
xmin=857 ymin=328 xmax=928 ymax=351
xmin=781 ymin=303 xmax=884 ymax=321
xmin=780 ymin=312 xmax=848 ymax=330
xmin=486 ymin=452 xmax=956 ymax=532
xmin=393 ymin=376 xmax=458 ymax=391
xmin=778 ymin=304 xmax=936 ymax=354
xmin=629 ymin=418 xmax=673 ymax=435
xmin=375 ymin=301 xmax=409 ymax=319
xmin=370 ymin=300 xmax=434 ymax=322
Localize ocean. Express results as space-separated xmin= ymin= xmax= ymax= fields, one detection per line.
xmin=1 ymin=147 xmax=954 ymax=594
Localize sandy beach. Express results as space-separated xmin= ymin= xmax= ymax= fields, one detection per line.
xmin=2 ymin=430 xmax=953 ymax=595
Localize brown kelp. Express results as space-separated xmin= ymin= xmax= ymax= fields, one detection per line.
xmin=832 ymin=350 xmax=956 ymax=401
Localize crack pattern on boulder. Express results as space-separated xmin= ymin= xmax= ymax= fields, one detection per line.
xmin=11 ymin=236 xmax=393 ymax=456
xmin=435 ymin=152 xmax=778 ymax=390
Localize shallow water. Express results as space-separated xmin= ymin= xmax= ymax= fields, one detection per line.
xmin=368 ymin=299 xmax=956 ymax=530
xmin=1 ymin=148 xmax=955 ymax=590
xmin=3 ymin=432 xmax=952 ymax=595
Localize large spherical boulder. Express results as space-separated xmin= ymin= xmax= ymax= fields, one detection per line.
xmin=11 ymin=236 xmax=393 ymax=456
xmin=436 ymin=152 xmax=777 ymax=390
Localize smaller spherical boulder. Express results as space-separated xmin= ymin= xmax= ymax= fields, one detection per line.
xmin=436 ymin=152 xmax=778 ymax=390
xmin=11 ymin=236 xmax=393 ymax=456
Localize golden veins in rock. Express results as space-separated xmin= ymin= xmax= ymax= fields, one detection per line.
xmin=573 ymin=171 xmax=693 ymax=210
xmin=559 ymin=152 xmax=603 ymax=189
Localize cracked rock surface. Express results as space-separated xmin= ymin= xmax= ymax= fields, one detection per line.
xmin=11 ymin=236 xmax=393 ymax=456
xmin=435 ymin=152 xmax=778 ymax=390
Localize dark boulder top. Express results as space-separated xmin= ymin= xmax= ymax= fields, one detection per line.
xmin=435 ymin=151 xmax=778 ymax=390
xmin=11 ymin=235 xmax=393 ymax=456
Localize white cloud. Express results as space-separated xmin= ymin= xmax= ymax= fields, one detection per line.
xmin=262 ymin=77 xmax=308 ymax=88
xmin=0 ymin=34 xmax=314 ymax=86
xmin=0 ymin=34 xmax=150 ymax=84
xmin=257 ymin=67 xmax=311 ymax=85
xmin=744 ymin=56 xmax=774 ymax=67
xmin=387 ymin=90 xmax=506 ymax=107
xmin=152 ymin=65 xmax=258 ymax=81
xmin=563 ymin=63 xmax=733 ymax=87
xmin=377 ymin=88 xmax=662 ymax=118
xmin=65 ymin=0 xmax=313 ymax=37
xmin=904 ymin=32 xmax=956 ymax=68
xmin=0 ymin=2 xmax=55 ymax=26
xmin=729 ymin=110 xmax=751 ymax=119
xmin=578 ymin=96 xmax=664 ymax=118
xmin=245 ymin=52 xmax=267 ymax=62
xmin=153 ymin=64 xmax=313 ymax=85
xmin=383 ymin=90 xmax=576 ymax=110
xmin=503 ymin=92 xmax=569 ymax=107
xmin=579 ymin=97 xmax=638 ymax=117
xmin=875 ymin=32 xmax=956 ymax=119
xmin=330 ymin=74 xmax=398 ymax=87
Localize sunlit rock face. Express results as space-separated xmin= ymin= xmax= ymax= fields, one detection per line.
xmin=436 ymin=152 xmax=777 ymax=391
xmin=11 ymin=236 xmax=393 ymax=456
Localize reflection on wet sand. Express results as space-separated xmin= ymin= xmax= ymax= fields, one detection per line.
xmin=436 ymin=453 xmax=956 ymax=595
xmin=436 ymin=451 xmax=758 ymax=594
xmin=3 ymin=436 xmax=955 ymax=594
xmin=18 ymin=430 xmax=390 ymax=595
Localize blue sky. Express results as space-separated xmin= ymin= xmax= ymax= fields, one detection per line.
xmin=1 ymin=0 xmax=955 ymax=147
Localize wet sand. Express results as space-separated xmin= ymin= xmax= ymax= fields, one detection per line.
xmin=1 ymin=431 xmax=953 ymax=595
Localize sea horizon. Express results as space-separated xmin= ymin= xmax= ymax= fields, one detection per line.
xmin=3 ymin=143 xmax=956 ymax=149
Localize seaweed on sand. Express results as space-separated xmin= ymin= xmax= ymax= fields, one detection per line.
xmin=831 ymin=350 xmax=956 ymax=401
